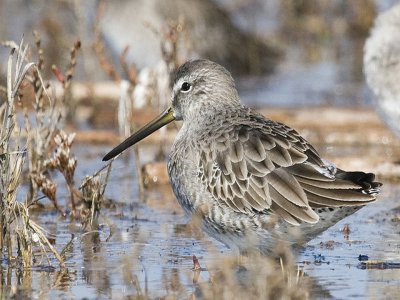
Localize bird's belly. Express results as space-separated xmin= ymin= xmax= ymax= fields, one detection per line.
xmin=167 ymin=167 xmax=278 ymax=252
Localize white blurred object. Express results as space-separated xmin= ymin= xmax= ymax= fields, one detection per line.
xmin=364 ymin=3 xmax=400 ymax=138
xmin=31 ymin=233 xmax=40 ymax=243
xmin=155 ymin=61 xmax=171 ymax=109
xmin=118 ymin=80 xmax=132 ymax=137
xmin=133 ymin=67 xmax=156 ymax=109
xmin=133 ymin=61 xmax=170 ymax=110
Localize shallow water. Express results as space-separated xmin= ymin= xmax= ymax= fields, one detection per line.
xmin=301 ymin=184 xmax=400 ymax=299
xmin=2 ymin=144 xmax=399 ymax=299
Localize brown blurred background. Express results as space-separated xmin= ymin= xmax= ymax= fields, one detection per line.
xmin=0 ymin=0 xmax=397 ymax=105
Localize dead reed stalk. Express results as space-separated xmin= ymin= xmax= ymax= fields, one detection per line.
xmin=79 ymin=161 xmax=112 ymax=229
xmin=0 ymin=39 xmax=65 ymax=268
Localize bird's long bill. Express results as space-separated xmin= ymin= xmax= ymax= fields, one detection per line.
xmin=102 ymin=107 xmax=175 ymax=161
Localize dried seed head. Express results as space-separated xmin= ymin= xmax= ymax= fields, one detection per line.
xmin=34 ymin=174 xmax=57 ymax=203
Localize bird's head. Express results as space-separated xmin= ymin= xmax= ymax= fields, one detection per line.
xmin=103 ymin=59 xmax=239 ymax=161
xmin=171 ymin=59 xmax=239 ymax=121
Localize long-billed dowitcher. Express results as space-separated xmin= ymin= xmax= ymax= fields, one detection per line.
xmin=103 ymin=59 xmax=381 ymax=253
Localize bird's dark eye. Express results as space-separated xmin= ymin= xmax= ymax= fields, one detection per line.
xmin=181 ymin=82 xmax=191 ymax=92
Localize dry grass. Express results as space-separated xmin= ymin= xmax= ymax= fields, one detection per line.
xmin=25 ymin=34 xmax=82 ymax=215
xmin=0 ymin=39 xmax=65 ymax=268
xmin=0 ymin=36 xmax=111 ymax=270
xmin=79 ymin=161 xmax=112 ymax=230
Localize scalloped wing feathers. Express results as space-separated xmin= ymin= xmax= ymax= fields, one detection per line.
xmin=198 ymin=120 xmax=378 ymax=225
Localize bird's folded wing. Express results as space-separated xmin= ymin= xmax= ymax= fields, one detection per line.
xmin=198 ymin=120 xmax=375 ymax=225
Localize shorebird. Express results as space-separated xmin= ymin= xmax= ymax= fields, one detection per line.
xmin=103 ymin=59 xmax=381 ymax=254
xmin=364 ymin=3 xmax=400 ymax=139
